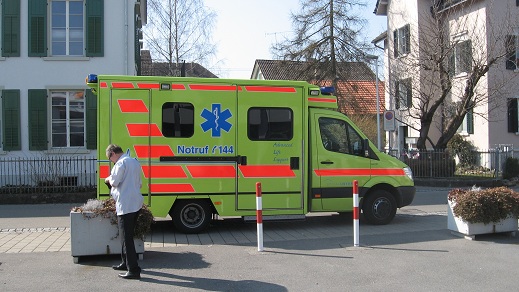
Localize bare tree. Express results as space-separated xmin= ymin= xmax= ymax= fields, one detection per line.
xmin=144 ymin=0 xmax=217 ymax=75
xmin=391 ymin=0 xmax=515 ymax=150
xmin=270 ymin=0 xmax=373 ymax=93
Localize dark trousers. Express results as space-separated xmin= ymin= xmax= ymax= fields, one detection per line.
xmin=117 ymin=211 xmax=140 ymax=273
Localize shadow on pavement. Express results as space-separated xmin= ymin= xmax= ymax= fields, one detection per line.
xmin=140 ymin=270 xmax=287 ymax=291
xmin=77 ymin=251 xmax=288 ymax=291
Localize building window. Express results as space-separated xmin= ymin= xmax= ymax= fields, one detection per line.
xmin=393 ymin=24 xmax=410 ymax=57
xmin=162 ymin=102 xmax=194 ymax=138
xmin=457 ymin=108 xmax=474 ymax=134
xmin=395 ymin=78 xmax=412 ymax=109
xmin=51 ymin=91 xmax=85 ymax=147
xmin=29 ymin=0 xmax=103 ymax=57
xmin=51 ymin=0 xmax=84 ymax=56
xmin=248 ymin=108 xmax=293 ymax=141
xmin=508 ymin=98 xmax=518 ymax=133
xmin=506 ymin=34 xmax=518 ymax=70
xmin=450 ymin=40 xmax=472 ymax=75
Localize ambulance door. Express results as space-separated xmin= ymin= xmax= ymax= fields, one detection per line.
xmin=312 ymin=110 xmax=371 ymax=210
xmin=236 ymin=85 xmax=304 ymax=211
xmin=109 ymin=88 xmax=151 ymax=199
xmin=148 ymin=83 xmax=238 ymax=218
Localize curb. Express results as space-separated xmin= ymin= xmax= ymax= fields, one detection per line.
xmin=0 ymin=179 xmax=509 ymax=205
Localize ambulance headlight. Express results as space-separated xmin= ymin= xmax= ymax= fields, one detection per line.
xmin=403 ymin=167 xmax=413 ymax=181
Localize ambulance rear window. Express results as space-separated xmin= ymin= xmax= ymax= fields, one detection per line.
xmin=162 ymin=102 xmax=194 ymax=138
xmin=248 ymin=107 xmax=293 ymax=141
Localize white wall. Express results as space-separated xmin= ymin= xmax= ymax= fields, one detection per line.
xmin=0 ymin=0 xmax=139 ymax=157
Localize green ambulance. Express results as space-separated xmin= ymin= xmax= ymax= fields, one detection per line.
xmin=87 ymin=74 xmax=415 ymax=233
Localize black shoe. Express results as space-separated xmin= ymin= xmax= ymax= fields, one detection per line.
xmin=118 ymin=272 xmax=141 ymax=280
xmin=112 ymin=263 xmax=127 ymax=271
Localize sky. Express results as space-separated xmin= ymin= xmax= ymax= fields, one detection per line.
xmin=204 ymin=0 xmax=386 ymax=79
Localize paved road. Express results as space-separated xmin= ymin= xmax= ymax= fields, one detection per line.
xmin=1 ymin=187 xmax=518 ymax=291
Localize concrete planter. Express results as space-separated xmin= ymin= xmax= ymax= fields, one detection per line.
xmin=70 ymin=211 xmax=144 ymax=263
xmin=447 ymin=200 xmax=518 ymax=240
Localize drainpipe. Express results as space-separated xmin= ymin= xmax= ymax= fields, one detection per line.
xmin=124 ymin=0 xmax=128 ymax=74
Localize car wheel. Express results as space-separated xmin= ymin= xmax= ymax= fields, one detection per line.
xmin=362 ymin=190 xmax=397 ymax=225
xmin=170 ymin=200 xmax=211 ymax=233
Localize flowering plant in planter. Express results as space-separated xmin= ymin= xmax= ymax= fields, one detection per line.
xmin=448 ymin=187 xmax=519 ymax=224
xmin=72 ymin=198 xmax=154 ymax=240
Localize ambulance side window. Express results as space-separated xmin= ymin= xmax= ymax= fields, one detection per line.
xmin=162 ymin=102 xmax=194 ymax=137
xmin=318 ymin=117 xmax=364 ymax=157
xmin=248 ymin=107 xmax=293 ymax=141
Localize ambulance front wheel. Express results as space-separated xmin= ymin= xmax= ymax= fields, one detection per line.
xmin=170 ymin=200 xmax=212 ymax=234
xmin=362 ymin=190 xmax=397 ymax=225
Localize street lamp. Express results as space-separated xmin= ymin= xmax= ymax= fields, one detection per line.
xmin=366 ymin=54 xmax=381 ymax=151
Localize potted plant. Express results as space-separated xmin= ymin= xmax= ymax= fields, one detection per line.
xmin=447 ymin=186 xmax=519 ymax=239
xmin=70 ymin=198 xmax=153 ymax=263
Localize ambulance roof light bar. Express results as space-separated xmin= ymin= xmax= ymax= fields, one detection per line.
xmin=320 ymin=86 xmax=334 ymax=95
xmin=86 ymin=74 xmax=98 ymax=84
xmin=310 ymin=86 xmax=335 ymax=96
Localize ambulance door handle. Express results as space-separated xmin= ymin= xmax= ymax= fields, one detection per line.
xmin=290 ymin=157 xmax=299 ymax=170
xmin=321 ymin=160 xmax=333 ymax=165
xmin=238 ymin=155 xmax=247 ymax=165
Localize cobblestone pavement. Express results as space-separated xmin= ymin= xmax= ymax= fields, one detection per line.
xmin=0 ymin=206 xmax=447 ymax=254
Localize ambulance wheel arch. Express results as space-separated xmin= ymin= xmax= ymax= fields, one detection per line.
xmin=361 ymin=186 xmax=398 ymax=225
xmin=169 ymin=199 xmax=214 ymax=233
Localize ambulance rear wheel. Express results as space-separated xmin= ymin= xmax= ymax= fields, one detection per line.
xmin=362 ymin=190 xmax=396 ymax=225
xmin=170 ymin=200 xmax=211 ymax=234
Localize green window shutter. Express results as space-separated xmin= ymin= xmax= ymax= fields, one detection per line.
xmin=2 ymin=90 xmax=21 ymax=150
xmin=28 ymin=0 xmax=47 ymax=57
xmin=28 ymin=89 xmax=48 ymax=150
xmin=505 ymin=35 xmax=517 ymax=70
xmin=405 ymin=79 xmax=412 ymax=107
xmin=86 ymin=0 xmax=104 ymax=57
xmin=85 ymin=89 xmax=97 ymax=149
xmin=508 ymin=98 xmax=518 ymax=133
xmin=395 ymin=81 xmax=400 ymax=110
xmin=393 ymin=29 xmax=398 ymax=58
xmin=466 ymin=108 xmax=474 ymax=134
xmin=2 ymin=0 xmax=20 ymax=57
xmin=403 ymin=24 xmax=410 ymax=54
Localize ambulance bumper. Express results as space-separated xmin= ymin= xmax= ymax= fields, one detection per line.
xmin=398 ymin=186 xmax=415 ymax=207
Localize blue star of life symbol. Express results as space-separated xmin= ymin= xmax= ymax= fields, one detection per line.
xmin=201 ymin=103 xmax=232 ymax=137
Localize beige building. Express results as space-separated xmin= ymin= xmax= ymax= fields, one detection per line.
xmin=374 ymin=0 xmax=519 ymax=153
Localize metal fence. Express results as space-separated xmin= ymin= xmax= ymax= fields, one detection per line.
xmin=0 ymin=156 xmax=97 ymax=194
xmin=0 ymin=147 xmax=516 ymax=194
xmin=389 ymin=147 xmax=516 ymax=179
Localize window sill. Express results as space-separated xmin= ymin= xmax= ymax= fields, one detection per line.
xmin=453 ymin=72 xmax=469 ymax=79
xmin=43 ymin=56 xmax=90 ymax=61
xmin=0 ymin=57 xmax=5 ymax=61
xmin=45 ymin=148 xmax=91 ymax=155
xmin=0 ymin=150 xmax=6 ymax=155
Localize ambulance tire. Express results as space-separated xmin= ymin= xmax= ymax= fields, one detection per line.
xmin=362 ymin=190 xmax=397 ymax=225
xmin=170 ymin=200 xmax=211 ymax=234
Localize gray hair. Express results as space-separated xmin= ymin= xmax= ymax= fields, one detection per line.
xmin=105 ymin=144 xmax=123 ymax=158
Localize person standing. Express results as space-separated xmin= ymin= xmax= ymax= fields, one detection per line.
xmin=104 ymin=144 xmax=143 ymax=280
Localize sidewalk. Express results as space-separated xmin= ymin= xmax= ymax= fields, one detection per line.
xmin=0 ymin=205 xmax=446 ymax=254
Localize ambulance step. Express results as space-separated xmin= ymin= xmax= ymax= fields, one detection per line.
xmin=243 ymin=215 xmax=306 ymax=222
